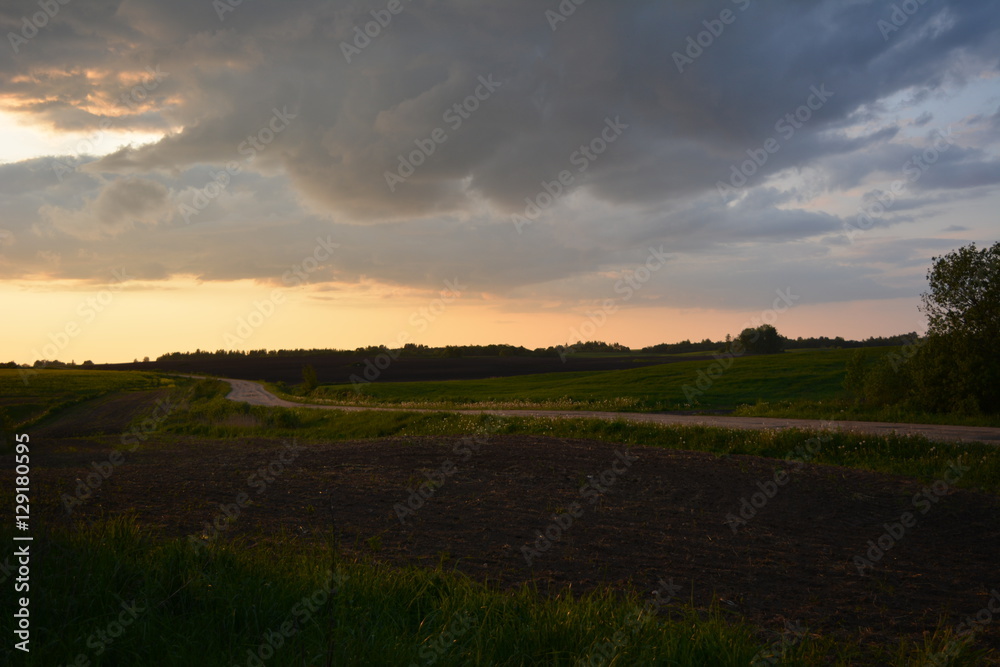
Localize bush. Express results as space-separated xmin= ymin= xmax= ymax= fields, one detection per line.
xmin=191 ymin=378 xmax=229 ymax=401
xmin=844 ymin=349 xmax=867 ymax=400
xmin=844 ymin=349 xmax=913 ymax=408
xmin=862 ymin=356 xmax=912 ymax=407
xmin=909 ymin=333 xmax=997 ymax=415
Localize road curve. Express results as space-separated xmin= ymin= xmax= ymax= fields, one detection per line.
xmin=216 ymin=377 xmax=1000 ymax=445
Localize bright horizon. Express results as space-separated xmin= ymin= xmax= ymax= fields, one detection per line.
xmin=2 ymin=1 xmax=998 ymax=365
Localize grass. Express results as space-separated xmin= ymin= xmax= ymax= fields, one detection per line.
xmin=268 ymin=347 xmax=1000 ymax=427
xmin=733 ymin=398 xmax=1000 ymax=426
xmin=0 ymin=516 xmax=773 ymax=666
xmin=0 ymin=368 xmax=165 ymax=430
xmin=1 ymin=516 xmax=988 ymax=666
xmin=166 ymin=380 xmax=1000 ymax=495
xmin=4 ymin=377 xmax=998 ymax=664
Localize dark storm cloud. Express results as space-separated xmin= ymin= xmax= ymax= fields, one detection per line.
xmin=13 ymin=0 xmax=989 ymax=216
xmin=1 ymin=0 xmax=998 ymax=306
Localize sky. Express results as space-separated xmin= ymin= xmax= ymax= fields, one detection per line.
xmin=1 ymin=0 xmax=999 ymax=364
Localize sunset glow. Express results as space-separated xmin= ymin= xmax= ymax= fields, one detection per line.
xmin=2 ymin=1 xmax=999 ymax=364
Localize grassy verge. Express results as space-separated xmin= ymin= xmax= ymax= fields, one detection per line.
xmin=2 ymin=516 xmax=988 ymax=666
xmin=267 ymin=381 xmax=646 ymax=412
xmin=166 ymin=380 xmax=1000 ymax=495
xmin=0 ymin=369 xmax=166 ymax=431
xmin=733 ymin=399 xmax=1000 ymax=427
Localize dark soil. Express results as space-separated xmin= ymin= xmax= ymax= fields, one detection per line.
xmin=32 ymin=389 xmax=172 ymax=439
xmin=20 ymin=410 xmax=1000 ymax=661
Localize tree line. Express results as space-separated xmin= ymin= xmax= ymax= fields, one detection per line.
xmin=143 ymin=332 xmax=920 ymax=364
xmin=9 ymin=331 xmax=930 ymax=370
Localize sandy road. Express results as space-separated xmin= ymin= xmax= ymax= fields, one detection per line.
xmin=211 ymin=377 xmax=1000 ymax=445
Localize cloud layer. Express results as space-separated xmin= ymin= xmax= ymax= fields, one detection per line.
xmin=1 ymin=0 xmax=999 ymax=310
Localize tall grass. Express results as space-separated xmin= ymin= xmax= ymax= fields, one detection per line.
xmin=0 ymin=516 xmax=809 ymax=666
xmin=2 ymin=517 xmax=989 ymax=665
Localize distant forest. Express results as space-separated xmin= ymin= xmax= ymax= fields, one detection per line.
xmin=5 ymin=332 xmax=922 ymax=369
xmin=145 ymin=332 xmax=920 ymax=363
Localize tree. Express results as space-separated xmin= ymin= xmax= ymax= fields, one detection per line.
xmin=301 ymin=364 xmax=318 ymax=393
xmin=737 ymin=324 xmax=784 ymax=354
xmin=921 ymin=242 xmax=1000 ymax=339
xmin=912 ymin=242 xmax=1000 ymax=414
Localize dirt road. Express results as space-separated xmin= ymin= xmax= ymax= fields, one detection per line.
xmin=219 ymin=378 xmax=1000 ymax=445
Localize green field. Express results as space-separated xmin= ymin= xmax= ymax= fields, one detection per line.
xmin=0 ymin=368 xmax=165 ymax=430
xmin=282 ymin=348 xmax=999 ymax=427
xmin=301 ymin=348 xmax=858 ymax=411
